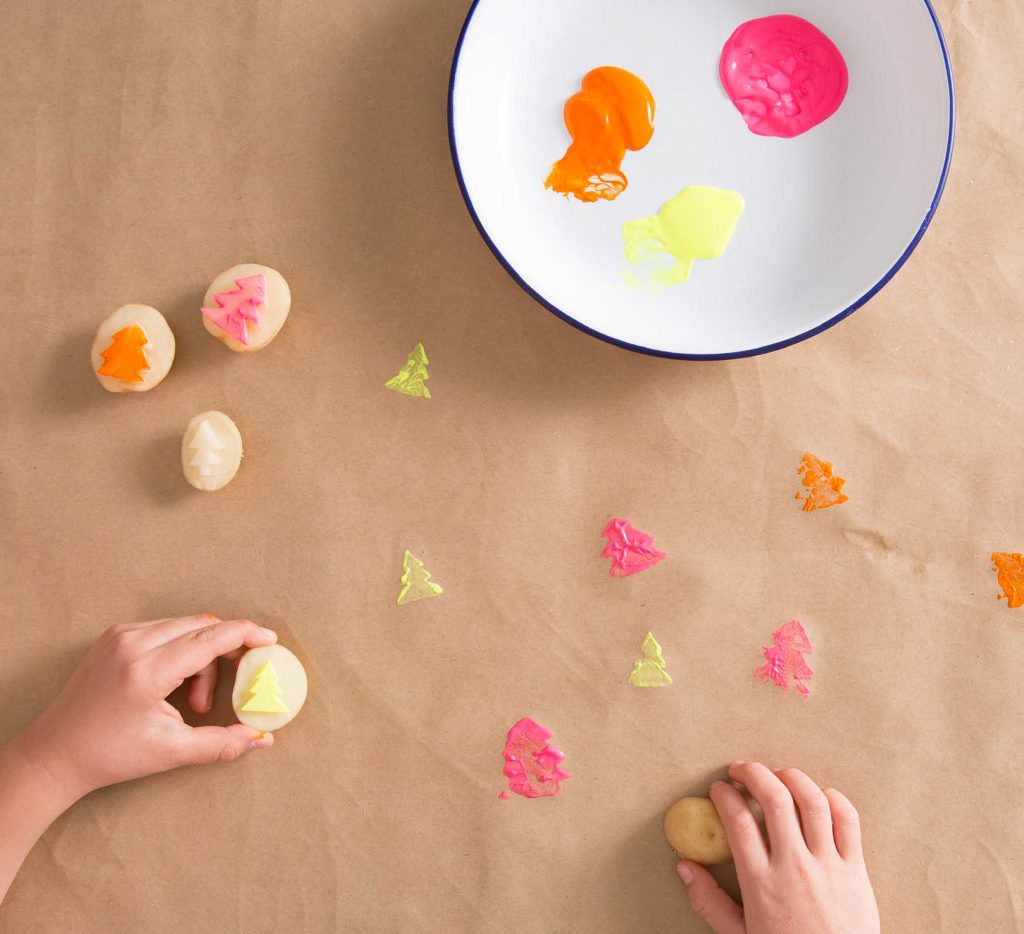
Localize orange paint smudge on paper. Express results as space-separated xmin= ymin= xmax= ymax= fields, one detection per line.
xmin=796 ymin=453 xmax=848 ymax=511
xmin=545 ymin=66 xmax=655 ymax=203
xmin=992 ymin=553 xmax=1024 ymax=608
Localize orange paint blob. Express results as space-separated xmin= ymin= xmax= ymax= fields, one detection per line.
xmin=796 ymin=453 xmax=848 ymax=512
xmin=992 ymin=553 xmax=1024 ymax=608
xmin=97 ymin=324 xmax=150 ymax=382
xmin=545 ymin=67 xmax=655 ymax=203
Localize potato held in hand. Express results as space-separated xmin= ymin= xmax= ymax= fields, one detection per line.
xmin=232 ymin=644 xmax=308 ymax=731
xmin=664 ymin=796 xmax=732 ymax=865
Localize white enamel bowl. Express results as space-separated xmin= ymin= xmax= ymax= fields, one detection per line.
xmin=448 ymin=0 xmax=954 ymax=359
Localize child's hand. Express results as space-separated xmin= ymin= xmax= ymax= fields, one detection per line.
xmin=677 ymin=761 xmax=880 ymax=934
xmin=14 ymin=616 xmax=278 ymax=804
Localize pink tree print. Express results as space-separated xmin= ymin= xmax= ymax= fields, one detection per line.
xmin=601 ymin=518 xmax=666 ymax=577
xmin=500 ymin=717 xmax=571 ymax=799
xmin=755 ymin=620 xmax=814 ymax=698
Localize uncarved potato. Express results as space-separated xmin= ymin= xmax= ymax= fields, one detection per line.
xmin=91 ymin=304 xmax=175 ymax=392
xmin=232 ymin=644 xmax=308 ymax=731
xmin=181 ymin=410 xmax=243 ymax=492
xmin=664 ymin=797 xmax=732 ymax=865
xmin=201 ymin=263 xmax=290 ymax=352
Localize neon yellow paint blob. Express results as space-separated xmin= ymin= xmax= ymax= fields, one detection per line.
xmin=240 ymin=661 xmax=290 ymax=714
xmin=629 ymin=632 xmax=673 ymax=687
xmin=623 ymin=185 xmax=746 ymax=287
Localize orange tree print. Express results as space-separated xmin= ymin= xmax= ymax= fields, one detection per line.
xmin=796 ymin=453 xmax=848 ymax=512
xmin=992 ymin=553 xmax=1024 ymax=608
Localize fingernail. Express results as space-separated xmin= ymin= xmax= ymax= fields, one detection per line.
xmin=731 ymin=760 xmax=745 ymax=767
xmin=678 ymin=863 xmax=694 ymax=884
xmin=258 ymin=627 xmax=276 ymax=639
xmin=710 ymin=780 xmax=724 ymax=790
xmin=249 ymin=731 xmax=273 ymax=750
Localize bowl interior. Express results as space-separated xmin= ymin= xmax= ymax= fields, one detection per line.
xmin=450 ymin=0 xmax=953 ymax=358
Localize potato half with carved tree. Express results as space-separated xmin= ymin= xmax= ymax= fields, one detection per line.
xmin=232 ymin=644 xmax=308 ymax=732
xmin=201 ymin=263 xmax=290 ymax=352
xmin=92 ymin=304 xmax=175 ymax=392
xmin=181 ymin=411 xmax=243 ymax=492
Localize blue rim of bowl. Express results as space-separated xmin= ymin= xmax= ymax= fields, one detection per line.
xmin=447 ymin=1 xmax=956 ymax=361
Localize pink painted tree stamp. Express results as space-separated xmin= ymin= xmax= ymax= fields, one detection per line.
xmin=201 ymin=274 xmax=266 ymax=345
xmin=499 ymin=717 xmax=571 ymax=799
xmin=755 ymin=620 xmax=814 ymax=697
xmin=601 ymin=518 xmax=666 ymax=577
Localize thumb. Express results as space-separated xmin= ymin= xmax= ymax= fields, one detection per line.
xmin=175 ymin=724 xmax=274 ymax=766
xmin=677 ymin=861 xmax=745 ymax=934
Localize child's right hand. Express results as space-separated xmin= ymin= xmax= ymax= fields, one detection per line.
xmin=12 ymin=615 xmax=278 ymax=806
xmin=677 ymin=761 xmax=880 ymax=934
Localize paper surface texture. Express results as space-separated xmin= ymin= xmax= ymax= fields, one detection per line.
xmin=0 ymin=1 xmax=1020 ymax=932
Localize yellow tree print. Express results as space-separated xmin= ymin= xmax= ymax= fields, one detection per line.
xmin=629 ymin=632 xmax=673 ymax=687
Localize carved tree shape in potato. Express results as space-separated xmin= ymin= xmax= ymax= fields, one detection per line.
xmin=98 ymin=324 xmax=150 ymax=382
xmin=201 ymin=274 xmax=266 ymax=346
xmin=189 ymin=419 xmax=225 ymax=478
xmin=240 ymin=661 xmax=289 ymax=714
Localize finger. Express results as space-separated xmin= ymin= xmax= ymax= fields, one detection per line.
xmin=824 ymin=787 xmax=863 ymax=861
xmin=187 ymin=660 xmax=219 ymax=713
xmin=135 ymin=614 xmax=223 ymax=649
xmin=100 ymin=618 xmax=175 ymax=648
xmin=155 ymin=619 xmax=276 ymax=691
xmin=775 ymin=768 xmax=837 ymax=856
xmin=223 ymin=646 xmax=251 ymax=666
xmin=173 ymin=724 xmax=274 ymax=767
xmin=107 ymin=617 xmax=175 ymax=632
xmin=710 ymin=779 xmax=768 ymax=875
xmin=729 ymin=761 xmax=805 ymax=856
xmin=677 ymin=861 xmax=745 ymax=934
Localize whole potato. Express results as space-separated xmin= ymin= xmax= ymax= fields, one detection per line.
xmin=663 ymin=796 xmax=732 ymax=865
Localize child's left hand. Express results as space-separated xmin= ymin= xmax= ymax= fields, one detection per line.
xmin=14 ymin=615 xmax=278 ymax=804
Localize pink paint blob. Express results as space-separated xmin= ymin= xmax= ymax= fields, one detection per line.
xmin=601 ymin=518 xmax=666 ymax=577
xmin=755 ymin=620 xmax=814 ymax=697
xmin=719 ymin=15 xmax=848 ymax=139
xmin=501 ymin=717 xmax=571 ymax=799
xmin=201 ymin=274 xmax=266 ymax=345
